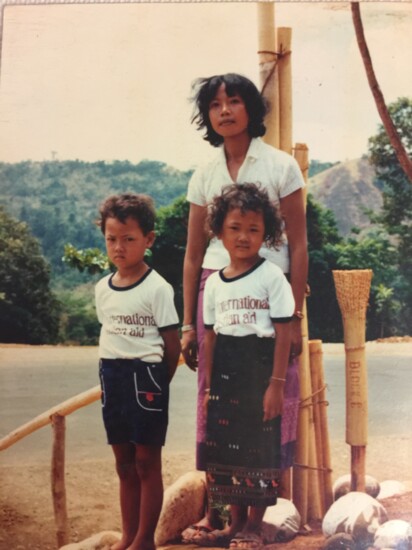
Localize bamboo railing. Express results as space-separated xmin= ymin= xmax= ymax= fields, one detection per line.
xmin=0 ymin=385 xmax=101 ymax=547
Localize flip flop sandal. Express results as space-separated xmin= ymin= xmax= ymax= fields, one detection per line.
xmin=229 ymin=532 xmax=264 ymax=550
xmin=195 ymin=529 xmax=232 ymax=548
xmin=181 ymin=524 xmax=214 ymax=544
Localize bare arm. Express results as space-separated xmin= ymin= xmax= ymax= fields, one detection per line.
xmin=161 ymin=328 xmax=182 ymax=382
xmin=263 ymin=321 xmax=292 ymax=421
xmin=181 ymin=203 xmax=208 ymax=370
xmin=280 ymin=188 xmax=308 ymax=356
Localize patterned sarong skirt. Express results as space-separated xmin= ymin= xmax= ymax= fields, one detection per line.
xmin=205 ymin=333 xmax=281 ymax=508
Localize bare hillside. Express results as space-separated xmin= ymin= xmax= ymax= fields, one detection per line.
xmin=309 ymin=158 xmax=383 ymax=236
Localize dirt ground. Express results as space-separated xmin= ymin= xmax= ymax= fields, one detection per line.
xmin=1 ymin=339 xmax=411 ymax=549
xmin=1 ymin=443 xmax=411 ymax=550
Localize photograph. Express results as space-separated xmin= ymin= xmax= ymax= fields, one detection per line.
xmin=0 ymin=2 xmax=411 ymax=549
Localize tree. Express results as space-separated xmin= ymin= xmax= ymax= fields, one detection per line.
xmin=351 ymin=3 xmax=412 ymax=183
xmin=368 ymin=97 xmax=412 ymax=335
xmin=0 ymin=207 xmax=61 ymax=343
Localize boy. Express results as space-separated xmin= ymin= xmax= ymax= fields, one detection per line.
xmin=95 ymin=193 xmax=181 ymax=550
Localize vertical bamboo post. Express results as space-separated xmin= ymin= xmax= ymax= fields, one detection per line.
xmin=309 ymin=340 xmax=333 ymax=513
xmin=333 ymin=269 xmax=372 ymax=493
xmin=315 ymin=342 xmax=333 ymax=511
xmin=291 ymin=143 xmax=313 ymax=524
xmin=278 ymin=27 xmax=293 ymax=155
xmin=257 ymin=2 xmax=280 ymax=149
xmin=51 ymin=413 xmax=69 ymax=547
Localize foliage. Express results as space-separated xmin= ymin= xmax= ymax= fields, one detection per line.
xmin=367 ymin=96 xmax=412 ymax=334
xmin=0 ymin=207 xmax=61 ymax=343
xmin=57 ymin=284 xmax=100 ymax=345
xmin=306 ymin=194 xmax=343 ymax=342
xmin=63 ymin=243 xmax=111 ymax=275
xmin=0 ymin=159 xmax=192 ymax=282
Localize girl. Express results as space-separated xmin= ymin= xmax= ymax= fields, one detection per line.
xmin=181 ymin=73 xmax=307 ymax=544
xmin=203 ymin=182 xmax=294 ymax=550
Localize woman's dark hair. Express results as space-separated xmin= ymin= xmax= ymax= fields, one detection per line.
xmin=207 ymin=182 xmax=282 ymax=248
xmin=97 ymin=193 xmax=155 ymax=235
xmin=191 ymin=73 xmax=268 ymax=147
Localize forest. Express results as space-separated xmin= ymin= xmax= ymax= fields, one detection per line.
xmin=0 ymin=98 xmax=411 ymax=345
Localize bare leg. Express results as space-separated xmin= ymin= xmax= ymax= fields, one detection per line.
xmin=111 ymin=443 xmax=140 ymax=550
xmin=127 ymin=444 xmax=163 ymax=550
xmin=244 ymin=506 xmax=266 ymax=533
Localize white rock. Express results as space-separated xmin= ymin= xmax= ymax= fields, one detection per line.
xmin=333 ymin=474 xmax=380 ymax=500
xmin=261 ymin=498 xmax=301 ymax=542
xmin=377 ymin=480 xmax=408 ymax=500
xmin=322 ymin=491 xmax=388 ymax=544
xmin=59 ymin=530 xmax=121 ymax=550
xmin=374 ymin=519 xmax=412 ymax=549
xmin=154 ymin=470 xmax=206 ymax=545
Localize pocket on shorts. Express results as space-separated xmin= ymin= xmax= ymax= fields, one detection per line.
xmin=134 ymin=363 xmax=167 ymax=412
xmin=99 ymin=361 xmax=107 ymax=407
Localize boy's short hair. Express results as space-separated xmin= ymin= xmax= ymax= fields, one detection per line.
xmin=98 ymin=193 xmax=156 ymax=235
xmin=207 ymin=182 xmax=282 ymax=248
xmin=191 ymin=73 xmax=268 ymax=147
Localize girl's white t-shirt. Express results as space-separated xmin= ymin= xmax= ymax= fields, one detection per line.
xmin=187 ymin=138 xmax=305 ymax=273
xmin=95 ymin=269 xmax=179 ymax=362
xmin=203 ymin=258 xmax=295 ymax=337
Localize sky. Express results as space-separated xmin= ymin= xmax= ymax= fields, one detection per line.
xmin=0 ymin=1 xmax=411 ymax=171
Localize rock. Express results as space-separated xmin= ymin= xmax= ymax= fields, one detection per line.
xmin=261 ymin=497 xmax=301 ymax=542
xmin=322 ymin=491 xmax=388 ymax=545
xmin=374 ymin=519 xmax=412 ymax=549
xmin=333 ymin=474 xmax=380 ymax=500
xmin=154 ymin=470 xmax=206 ymax=545
xmin=59 ymin=531 xmax=121 ymax=550
xmin=377 ymin=481 xmax=408 ymax=500
xmin=321 ymin=532 xmax=356 ymax=549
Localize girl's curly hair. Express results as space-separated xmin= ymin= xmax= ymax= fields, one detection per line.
xmin=207 ymin=183 xmax=283 ymax=248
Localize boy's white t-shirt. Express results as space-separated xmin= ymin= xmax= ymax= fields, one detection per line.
xmin=187 ymin=138 xmax=305 ymax=273
xmin=203 ymin=258 xmax=295 ymax=337
xmin=95 ymin=268 xmax=179 ymax=362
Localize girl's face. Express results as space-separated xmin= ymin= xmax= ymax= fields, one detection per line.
xmin=208 ymin=84 xmax=249 ymax=140
xmin=104 ymin=216 xmax=154 ymax=274
xmin=219 ymin=208 xmax=265 ymax=265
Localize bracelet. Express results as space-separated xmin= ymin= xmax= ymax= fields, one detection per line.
xmin=181 ymin=324 xmax=196 ymax=333
xmin=293 ymin=310 xmax=304 ymax=320
xmin=270 ymin=376 xmax=286 ymax=383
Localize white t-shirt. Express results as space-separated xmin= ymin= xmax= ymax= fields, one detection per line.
xmin=187 ymin=138 xmax=305 ymax=273
xmin=203 ymin=258 xmax=295 ymax=338
xmin=95 ymin=269 xmax=179 ymax=362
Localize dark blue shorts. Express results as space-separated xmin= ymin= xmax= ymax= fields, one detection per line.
xmin=99 ymin=358 xmax=169 ymax=446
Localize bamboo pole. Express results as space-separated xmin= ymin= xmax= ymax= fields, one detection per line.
xmin=291 ymin=143 xmax=313 ymax=524
xmin=333 ymin=269 xmax=372 ymax=492
xmin=278 ymin=27 xmax=293 ymax=155
xmin=309 ymin=340 xmax=333 ymax=513
xmin=257 ymin=2 xmax=280 ymax=149
xmin=51 ymin=414 xmax=69 ymax=547
xmin=0 ymin=385 xmax=101 ymax=451
xmin=308 ymin=340 xmax=324 ymax=516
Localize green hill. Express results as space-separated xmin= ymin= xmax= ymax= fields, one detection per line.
xmin=0 ymin=159 xmax=192 ymax=284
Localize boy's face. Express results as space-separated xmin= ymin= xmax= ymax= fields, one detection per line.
xmin=208 ymin=84 xmax=249 ymax=140
xmin=104 ymin=216 xmax=154 ymax=272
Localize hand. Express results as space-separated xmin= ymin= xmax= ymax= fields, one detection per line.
xmin=181 ymin=330 xmax=198 ymax=371
xmin=263 ymin=383 xmax=284 ymax=422
xmin=290 ymin=318 xmax=303 ymax=358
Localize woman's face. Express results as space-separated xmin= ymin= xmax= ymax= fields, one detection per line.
xmin=208 ymin=84 xmax=249 ymax=140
